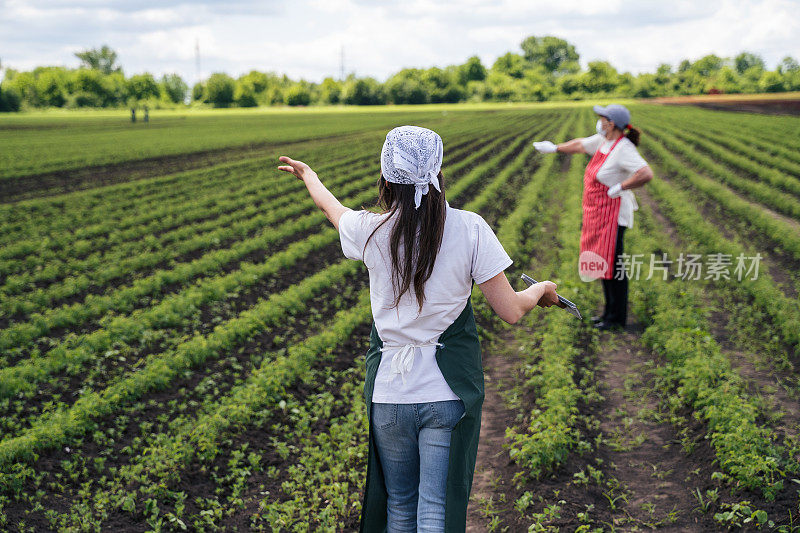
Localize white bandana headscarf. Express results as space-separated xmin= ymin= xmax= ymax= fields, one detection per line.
xmin=380 ymin=125 xmax=444 ymax=209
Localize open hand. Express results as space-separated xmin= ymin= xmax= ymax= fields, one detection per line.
xmin=277 ymin=156 xmax=316 ymax=181
xmin=533 ymin=141 xmax=557 ymax=154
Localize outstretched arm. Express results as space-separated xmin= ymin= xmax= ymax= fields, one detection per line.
xmin=555 ymin=138 xmax=588 ymax=154
xmin=278 ymin=156 xmax=350 ymax=231
xmin=533 ymin=138 xmax=587 ymax=155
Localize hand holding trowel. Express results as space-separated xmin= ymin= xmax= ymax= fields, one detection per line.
xmin=521 ymin=273 xmax=582 ymax=320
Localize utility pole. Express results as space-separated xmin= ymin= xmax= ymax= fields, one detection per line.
xmin=340 ymin=45 xmax=344 ymax=80
xmin=195 ymin=38 xmax=201 ymax=83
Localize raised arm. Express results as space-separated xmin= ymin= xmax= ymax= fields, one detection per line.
xmin=532 ymin=138 xmax=587 ymax=155
xmin=477 ymin=271 xmax=560 ymax=325
xmin=278 ymin=156 xmax=350 ymax=231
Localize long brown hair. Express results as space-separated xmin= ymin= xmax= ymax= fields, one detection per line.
xmin=362 ymin=171 xmax=447 ymax=314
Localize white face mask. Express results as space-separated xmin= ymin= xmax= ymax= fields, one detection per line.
xmin=596 ymin=119 xmax=606 ymax=136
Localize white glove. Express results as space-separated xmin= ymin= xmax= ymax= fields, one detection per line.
xmin=533 ymin=141 xmax=557 ymax=154
xmin=607 ymin=183 xmax=623 ymax=198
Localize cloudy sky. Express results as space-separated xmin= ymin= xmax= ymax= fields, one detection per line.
xmin=2 ymin=0 xmax=799 ymax=84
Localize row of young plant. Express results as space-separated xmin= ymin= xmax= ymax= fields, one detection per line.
xmin=638 ymin=107 xmax=800 ymax=181
xmin=501 ymin=112 xmax=606 ymax=484
xmin=636 ymin=134 xmax=800 ymax=348
xmin=647 ymin=105 xmax=800 ymax=152
xmin=0 ymin=153 xmax=377 ymax=277
xmin=0 ymin=118 xmax=550 ymax=458
xmin=0 ymin=289 xmax=375 ymax=532
xmin=0 ymin=128 xmax=499 ymax=314
xmin=0 ymin=127 xmax=393 ymax=251
xmin=0 ymin=120 xmax=565 ymax=529
xmin=0 ymin=111 xmax=522 ymax=264
xmin=657 ymin=114 xmax=800 ymax=197
xmin=0 ymin=158 xmax=372 ymax=295
xmin=0 ymin=128 xmax=542 ymax=440
xmin=0 ymin=125 xmax=533 ymax=362
xmin=628 ymin=158 xmax=800 ymax=501
xmin=635 ymin=115 xmax=800 ymax=220
xmin=0 ymin=114 xmax=530 ymax=277
xmin=0 ymin=111 xmax=543 ymax=250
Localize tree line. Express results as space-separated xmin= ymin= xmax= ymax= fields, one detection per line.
xmin=2 ymin=37 xmax=799 ymax=112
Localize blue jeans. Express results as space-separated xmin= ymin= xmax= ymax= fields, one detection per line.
xmin=371 ymin=400 xmax=466 ymax=533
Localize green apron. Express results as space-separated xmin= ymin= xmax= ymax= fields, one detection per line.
xmin=359 ymin=294 xmax=484 ymax=532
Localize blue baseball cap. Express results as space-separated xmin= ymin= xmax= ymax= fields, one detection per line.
xmin=593 ymin=104 xmax=631 ymax=130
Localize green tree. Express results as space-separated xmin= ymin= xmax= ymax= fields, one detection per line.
xmin=520 ymin=35 xmax=579 ymax=74
xmin=7 ymin=71 xmax=39 ymax=107
xmin=492 ymin=52 xmax=525 ymax=79
xmin=126 ymin=73 xmax=160 ymax=104
xmin=74 ymin=45 xmax=121 ymax=75
xmin=342 ymin=76 xmax=385 ymax=105
xmin=734 ymin=51 xmax=765 ymax=74
xmin=160 ymin=73 xmax=188 ymax=104
xmin=580 ymin=61 xmax=619 ymax=94
xmin=777 ymin=56 xmax=799 ymax=75
xmin=191 ymin=82 xmax=204 ymax=102
xmin=35 ymin=68 xmax=68 ymax=107
xmin=234 ymin=74 xmax=259 ymax=107
xmin=385 ymin=70 xmax=429 ymax=104
xmin=205 ymin=72 xmax=235 ymax=107
xmin=319 ymin=77 xmax=342 ymax=104
xmin=758 ymin=70 xmax=785 ymax=92
xmin=0 ymin=82 xmax=22 ymax=111
xmin=459 ymin=56 xmax=487 ymax=83
xmin=284 ymin=83 xmax=311 ymax=106
xmin=691 ymin=54 xmax=725 ymax=77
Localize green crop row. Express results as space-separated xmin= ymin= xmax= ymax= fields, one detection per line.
xmin=642 ymin=162 xmax=800 ymax=349
xmin=0 ymin=114 xmax=518 ymax=257
xmin=637 ymin=117 xmax=800 ymax=219
xmin=0 ymin=107 xmax=474 ymax=180
xmin=0 ymin=131 xmax=382 ymax=246
xmin=0 ymin=121 xmax=538 ymax=456
xmin=638 ymin=107 xmax=800 ymax=180
xmin=0 ymin=124 xmax=546 ymax=529
xmin=634 ymin=104 xmax=800 ymax=153
xmin=0 ymin=144 xmax=371 ymax=246
xmin=0 ymin=154 xmax=374 ymax=271
xmin=504 ymin=111 xmax=603 ymax=480
xmin=627 ymin=201 xmax=796 ymax=500
xmin=639 ymin=133 xmax=800 ymax=264
xmin=0 ymin=127 xmax=526 ymax=355
xmin=0 ymin=131 xmax=488 ymax=296
xmin=0 ymin=113 xmax=530 ymax=250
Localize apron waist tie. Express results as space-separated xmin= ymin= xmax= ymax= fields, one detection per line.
xmin=380 ymin=341 xmax=444 ymax=386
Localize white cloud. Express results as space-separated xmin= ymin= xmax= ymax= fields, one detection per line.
xmin=1 ymin=0 xmax=798 ymax=84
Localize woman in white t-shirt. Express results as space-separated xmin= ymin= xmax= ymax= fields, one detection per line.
xmin=278 ymin=125 xmax=559 ymax=532
xmin=533 ymin=104 xmax=654 ymax=330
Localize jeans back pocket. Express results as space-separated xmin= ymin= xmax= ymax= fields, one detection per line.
xmin=430 ymin=399 xmax=465 ymax=429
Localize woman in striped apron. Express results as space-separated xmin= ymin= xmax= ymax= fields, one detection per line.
xmin=533 ymin=104 xmax=654 ymax=330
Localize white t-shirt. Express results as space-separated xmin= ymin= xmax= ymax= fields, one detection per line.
xmin=338 ymin=200 xmax=513 ymax=404
xmin=580 ymin=134 xmax=648 ymax=228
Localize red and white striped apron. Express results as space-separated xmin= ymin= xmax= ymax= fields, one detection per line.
xmin=580 ymin=136 xmax=624 ymax=280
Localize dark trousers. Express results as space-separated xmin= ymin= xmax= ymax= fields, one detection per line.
xmin=601 ymin=225 xmax=627 ymax=325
